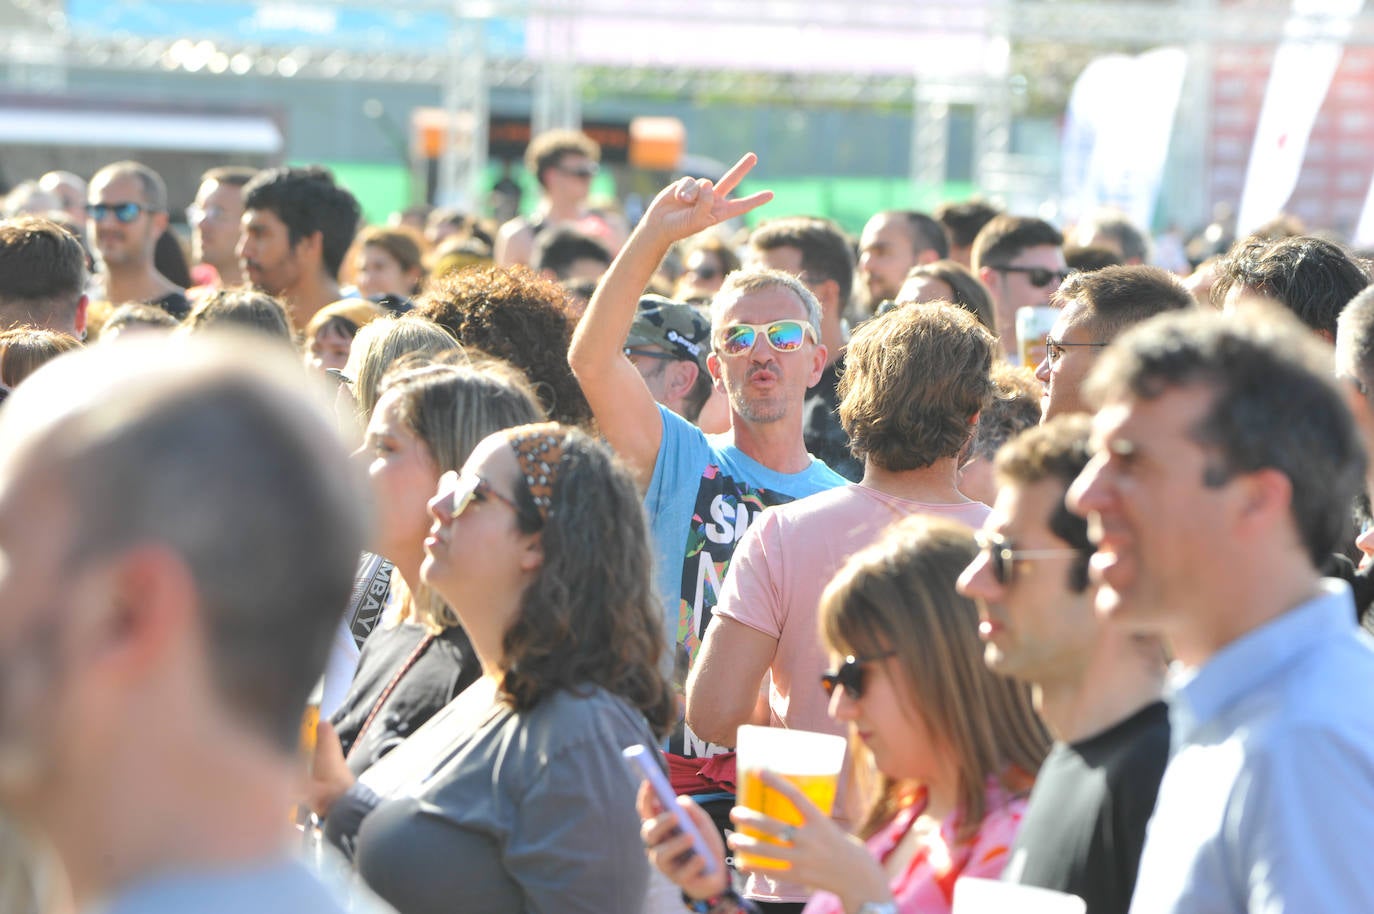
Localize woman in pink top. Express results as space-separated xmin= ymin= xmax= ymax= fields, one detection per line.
xmin=642 ymin=516 xmax=1050 ymax=914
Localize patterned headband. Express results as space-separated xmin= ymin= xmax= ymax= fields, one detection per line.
xmin=505 ymin=423 xmax=566 ymax=524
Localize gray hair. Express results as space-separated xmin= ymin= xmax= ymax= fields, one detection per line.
xmin=0 ymin=334 xmax=369 ymax=751
xmin=709 ymin=268 xmax=824 ymax=342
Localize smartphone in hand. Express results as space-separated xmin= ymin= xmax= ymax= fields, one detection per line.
xmin=623 ymin=744 xmax=717 ymax=875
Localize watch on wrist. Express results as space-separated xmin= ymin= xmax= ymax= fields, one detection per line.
xmin=854 ymin=902 xmax=899 ymax=914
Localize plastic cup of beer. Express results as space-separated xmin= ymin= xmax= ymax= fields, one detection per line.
xmin=952 ymin=877 xmax=1086 ymax=914
xmin=734 ymin=725 xmax=847 ymax=870
xmin=292 ymin=677 xmax=325 ymax=827
xmin=1016 ymin=305 xmax=1057 ymax=369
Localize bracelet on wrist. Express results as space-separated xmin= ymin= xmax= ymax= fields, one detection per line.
xmin=682 ymin=887 xmax=744 ymax=914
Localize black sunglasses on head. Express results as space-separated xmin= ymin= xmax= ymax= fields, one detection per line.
xmin=820 ymin=652 xmax=896 ymax=700
xmin=995 ymin=265 xmax=1072 ymax=288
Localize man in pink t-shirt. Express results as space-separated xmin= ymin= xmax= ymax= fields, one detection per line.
xmin=686 ymin=303 xmax=997 ymax=906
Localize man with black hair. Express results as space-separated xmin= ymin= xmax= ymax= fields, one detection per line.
xmin=748 ymin=216 xmax=862 ymax=481
xmin=1214 ymin=234 xmax=1368 ymax=341
xmin=857 ymin=209 xmax=948 ymax=312
xmin=936 ymin=199 xmax=1002 ymax=267
xmin=958 ymin=416 xmax=1168 ymax=914
xmin=1037 ymin=265 xmax=1194 ymax=421
xmin=239 ymin=165 xmax=361 ymax=329
xmin=972 ymin=215 xmax=1067 ymax=363
xmin=1069 ymin=307 xmax=1374 ymax=913
xmin=531 ymin=225 xmax=613 ymax=282
xmin=0 ymin=216 xmax=89 ymax=337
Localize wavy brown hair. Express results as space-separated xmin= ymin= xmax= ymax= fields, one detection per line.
xmin=498 ymin=424 xmax=674 ymax=737
xmin=417 ymin=265 xmax=593 ymax=427
xmin=820 ymin=516 xmax=1050 ymax=841
xmin=839 ymin=303 xmax=996 ymax=472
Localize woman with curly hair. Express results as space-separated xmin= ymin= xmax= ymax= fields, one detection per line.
xmin=417 ymin=265 xmax=593 ymax=427
xmin=311 ymin=423 xmax=674 ymax=913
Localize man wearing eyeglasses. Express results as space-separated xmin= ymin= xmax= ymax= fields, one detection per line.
xmin=1036 ymin=266 xmax=1194 ymax=421
xmin=187 ymin=166 xmax=256 ymax=296
xmin=87 ymin=161 xmax=189 ymax=319
xmin=1068 ymin=307 xmax=1374 ymax=914
xmin=971 ymin=214 xmax=1066 ymax=363
xmin=569 ymin=156 xmax=846 ymax=857
xmin=496 ymin=130 xmax=613 ymax=267
xmin=957 ymin=416 xmax=1168 ymax=914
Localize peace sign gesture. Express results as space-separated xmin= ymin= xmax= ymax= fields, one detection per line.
xmin=639 ymin=153 xmax=774 ymax=246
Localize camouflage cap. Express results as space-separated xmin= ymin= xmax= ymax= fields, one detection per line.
xmin=625 ymin=294 xmax=711 ymax=372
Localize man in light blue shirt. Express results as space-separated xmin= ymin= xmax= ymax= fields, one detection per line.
xmin=0 ymin=337 xmax=369 ymax=913
xmin=1069 ymin=305 xmax=1374 ymax=913
xmin=570 ymin=155 xmax=846 ymax=768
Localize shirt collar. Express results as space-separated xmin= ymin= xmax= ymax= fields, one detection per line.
xmin=1168 ymin=578 xmax=1355 ymax=743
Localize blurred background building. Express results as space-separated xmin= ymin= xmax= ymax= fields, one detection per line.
xmin=2 ymin=0 xmax=1374 ymax=242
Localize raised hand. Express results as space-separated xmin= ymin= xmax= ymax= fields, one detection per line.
xmin=638 ymin=153 xmax=774 ymax=246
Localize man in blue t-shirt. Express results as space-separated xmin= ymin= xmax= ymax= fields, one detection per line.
xmin=570 ymin=154 xmax=846 ymax=767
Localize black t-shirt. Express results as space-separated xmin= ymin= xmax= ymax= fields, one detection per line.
xmin=1003 ymin=700 xmax=1171 ymax=914
xmin=331 ymin=621 xmax=480 ymax=778
xmin=803 ymin=358 xmax=862 ymax=482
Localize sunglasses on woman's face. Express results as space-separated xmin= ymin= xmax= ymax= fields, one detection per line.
xmin=715 ymin=320 xmax=816 ymax=357
xmin=432 ymin=470 xmax=521 ymax=521
xmin=820 ymin=652 xmax=896 ymax=700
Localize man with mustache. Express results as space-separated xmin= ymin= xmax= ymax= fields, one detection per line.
xmin=570 ymin=156 xmax=846 ymax=906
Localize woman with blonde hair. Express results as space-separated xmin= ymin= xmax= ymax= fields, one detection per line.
xmin=341 ymin=314 xmax=458 ymax=428
xmin=322 ymin=357 xmax=545 ymax=772
xmin=643 ymin=516 xmax=1049 ymax=914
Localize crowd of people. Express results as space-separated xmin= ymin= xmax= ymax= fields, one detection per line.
xmin=2 ymin=127 xmax=1374 ymax=914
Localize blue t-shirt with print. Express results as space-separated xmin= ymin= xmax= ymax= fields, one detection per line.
xmin=645 ymin=405 xmax=846 ymax=759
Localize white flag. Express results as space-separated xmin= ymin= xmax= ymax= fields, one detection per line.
xmin=1235 ymin=0 xmax=1364 ymax=237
